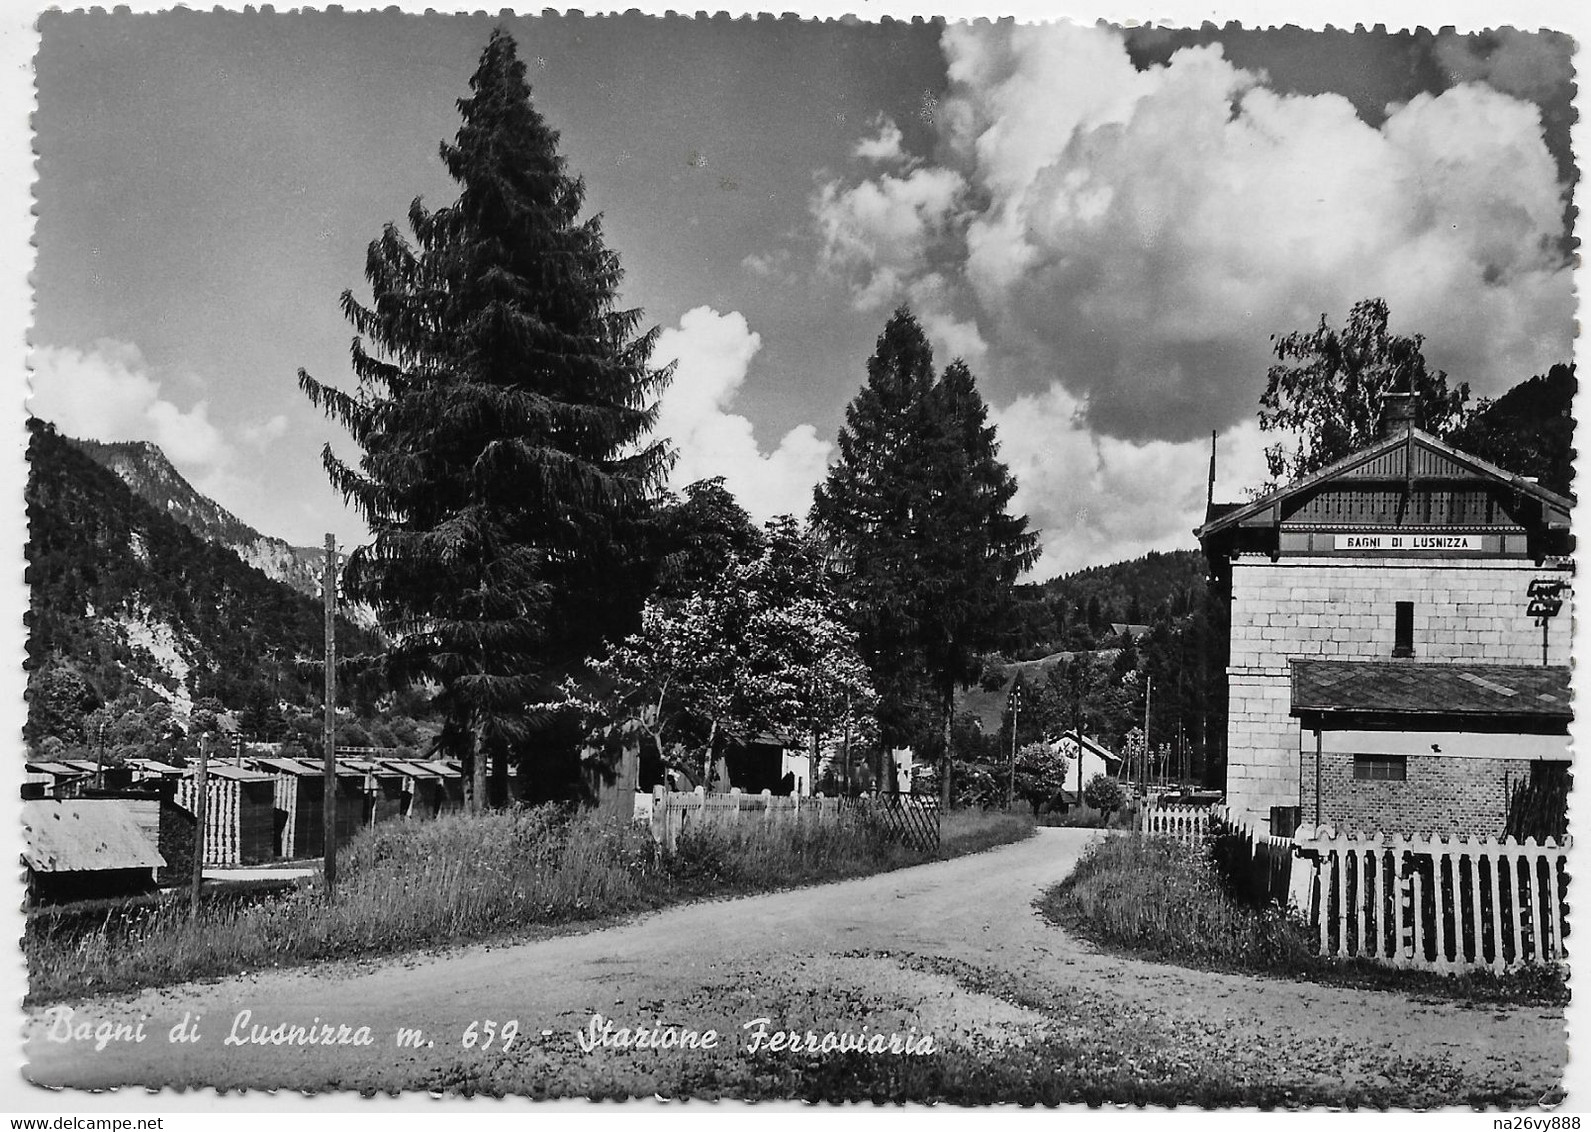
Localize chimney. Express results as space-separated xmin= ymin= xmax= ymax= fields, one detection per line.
xmin=1378 ymin=391 xmax=1418 ymax=438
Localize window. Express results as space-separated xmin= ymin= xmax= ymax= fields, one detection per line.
xmin=1393 ymin=601 xmax=1414 ymax=657
xmin=1353 ymin=754 xmax=1407 ymax=782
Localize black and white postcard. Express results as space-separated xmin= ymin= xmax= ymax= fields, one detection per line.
xmin=6 ymin=0 xmax=1585 ymax=1116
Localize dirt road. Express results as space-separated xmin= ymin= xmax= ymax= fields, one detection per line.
xmin=21 ymin=828 xmax=1567 ymax=1105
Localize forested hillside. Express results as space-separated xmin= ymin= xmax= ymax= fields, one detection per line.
xmin=1446 ymin=363 xmax=1575 ymax=496
xmin=24 ymin=417 xmax=383 ymax=748
xmin=1005 ymin=549 xmax=1207 ymax=660
xmin=70 ymin=434 xmax=333 ymax=603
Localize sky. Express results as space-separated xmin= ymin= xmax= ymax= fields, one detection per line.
xmin=27 ymin=11 xmax=1578 ymax=579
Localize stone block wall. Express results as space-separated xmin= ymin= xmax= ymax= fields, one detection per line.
xmin=1224 ymin=556 xmax=1572 ymax=825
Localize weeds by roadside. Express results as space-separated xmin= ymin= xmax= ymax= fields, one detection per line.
xmin=1039 ymin=832 xmax=1567 ymax=1007
xmin=27 ymin=803 xmax=1033 ymax=1005
xmin=1037 ymin=804 xmax=1134 ymax=830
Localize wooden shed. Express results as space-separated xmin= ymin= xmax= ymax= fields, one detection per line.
xmin=127 ymin=758 xmax=184 ymax=786
xmin=419 ymin=760 xmax=466 ymax=814
xmin=23 ymin=762 xmax=91 ymax=798
xmin=175 ymin=765 xmax=277 ymax=866
xmin=251 ymin=757 xmax=363 ymax=859
xmin=372 ymin=759 xmax=442 ymax=820
xmin=21 ymin=798 xmax=165 ymax=903
xmin=76 ymin=785 xmax=195 ymax=884
xmin=336 ymin=758 xmax=405 ymax=826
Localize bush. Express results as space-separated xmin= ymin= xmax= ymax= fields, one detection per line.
xmin=1082 ymin=775 xmax=1125 ymax=823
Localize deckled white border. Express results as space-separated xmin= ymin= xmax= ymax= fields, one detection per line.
xmin=0 ymin=0 xmax=1584 ymax=1120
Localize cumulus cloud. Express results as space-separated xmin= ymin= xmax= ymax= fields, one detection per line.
xmin=240 ymin=414 xmax=289 ymax=449
xmin=818 ymin=23 xmax=1571 ymax=443
xmin=1433 ymin=29 xmax=1575 ymax=102
xmin=30 ymin=340 xmax=229 ymax=467
xmin=813 ymin=164 xmax=966 ymax=311
xmin=807 ymin=22 xmax=1571 ymax=572
xmin=854 ymin=116 xmax=908 ymax=163
xmin=653 ymin=307 xmax=832 ymax=522
xmin=990 ymin=383 xmax=1272 ymax=576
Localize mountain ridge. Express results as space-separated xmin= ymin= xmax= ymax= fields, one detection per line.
xmin=65 ymin=434 xmax=372 ymax=627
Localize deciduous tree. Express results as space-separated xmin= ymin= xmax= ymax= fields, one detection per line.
xmin=1259 ymin=298 xmax=1468 ymax=485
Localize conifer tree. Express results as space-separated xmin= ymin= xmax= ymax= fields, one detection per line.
xmin=812 ymin=309 xmax=940 ymax=750
xmin=813 ymin=308 xmax=1037 ymax=806
xmin=918 ymin=358 xmax=1039 ymax=805
xmin=299 ymin=29 xmax=672 ymax=809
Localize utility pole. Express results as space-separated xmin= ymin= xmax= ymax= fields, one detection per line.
xmin=1006 ymin=682 xmax=1021 ymax=810
xmin=322 ymin=534 xmax=338 ymax=903
xmin=190 ymin=733 xmax=208 ymax=919
xmin=1143 ymin=675 xmax=1152 ymax=795
xmin=1073 ymin=686 xmax=1084 ymax=810
xmin=841 ymin=692 xmax=852 ymax=797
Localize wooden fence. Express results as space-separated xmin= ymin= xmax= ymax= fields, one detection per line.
xmin=1139 ymin=803 xmax=1212 ymax=845
xmin=1291 ymin=826 xmax=1570 ymax=972
xmin=638 ymin=787 xmax=939 ymax=854
xmin=642 ymin=787 xmax=843 ymax=853
xmin=1207 ymin=810 xmax=1297 ymax=909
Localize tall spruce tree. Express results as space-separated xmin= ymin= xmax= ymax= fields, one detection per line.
xmin=812 ymin=309 xmax=939 ymax=754
xmin=813 ymin=309 xmax=1037 ymax=806
xmin=919 ymin=358 xmax=1039 ymax=805
xmin=298 ymin=29 xmax=671 ymax=810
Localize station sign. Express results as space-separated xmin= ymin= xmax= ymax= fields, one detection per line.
xmin=1333 ymin=533 xmax=1481 ymax=551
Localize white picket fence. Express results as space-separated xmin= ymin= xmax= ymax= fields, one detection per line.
xmin=1140 ymin=803 xmax=1212 ymax=845
xmin=1289 ymin=826 xmax=1569 ymax=972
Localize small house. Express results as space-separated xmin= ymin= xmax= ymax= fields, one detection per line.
xmin=1055 ymin=731 xmax=1124 ymax=787
xmin=721 ymin=733 xmax=801 ymax=794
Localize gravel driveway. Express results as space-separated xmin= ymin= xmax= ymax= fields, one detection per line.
xmin=21 ymin=828 xmax=1567 ymax=1105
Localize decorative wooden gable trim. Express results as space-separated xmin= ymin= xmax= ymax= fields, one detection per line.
xmin=1197 ymin=428 xmax=1573 ymax=542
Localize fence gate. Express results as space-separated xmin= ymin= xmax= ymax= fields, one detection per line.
xmin=840 ymin=794 xmax=940 ymax=854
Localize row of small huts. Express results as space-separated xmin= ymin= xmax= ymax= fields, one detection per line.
xmin=24 ymin=754 xmax=467 ymax=869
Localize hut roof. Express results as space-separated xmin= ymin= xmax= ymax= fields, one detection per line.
xmin=25 ymin=762 xmax=91 ymax=778
xmin=339 ymin=758 xmax=400 ymax=776
xmin=188 ymin=765 xmax=277 ymax=783
xmin=21 ymin=799 xmax=166 ymax=873
xmin=380 ymin=759 xmax=440 ymax=779
xmin=129 ymin=758 xmax=183 ymax=776
xmin=418 ymin=760 xmax=462 ymax=778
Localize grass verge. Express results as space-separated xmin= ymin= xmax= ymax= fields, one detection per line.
xmin=27 ymin=803 xmax=1033 ymax=1005
xmin=1039 ymin=832 xmax=1567 ymax=1007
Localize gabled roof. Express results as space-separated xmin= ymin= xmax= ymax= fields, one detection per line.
xmin=1057 ymin=731 xmax=1122 ymax=765
xmin=1198 ymin=426 xmax=1574 ymax=541
xmin=22 ymin=799 xmax=165 ymax=873
xmin=1291 ymin=660 xmax=1571 ymax=721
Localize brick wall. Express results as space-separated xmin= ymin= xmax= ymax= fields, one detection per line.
xmin=1300 ymin=749 xmax=1537 ymax=838
xmin=1224 ymin=556 xmax=1572 ymax=824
